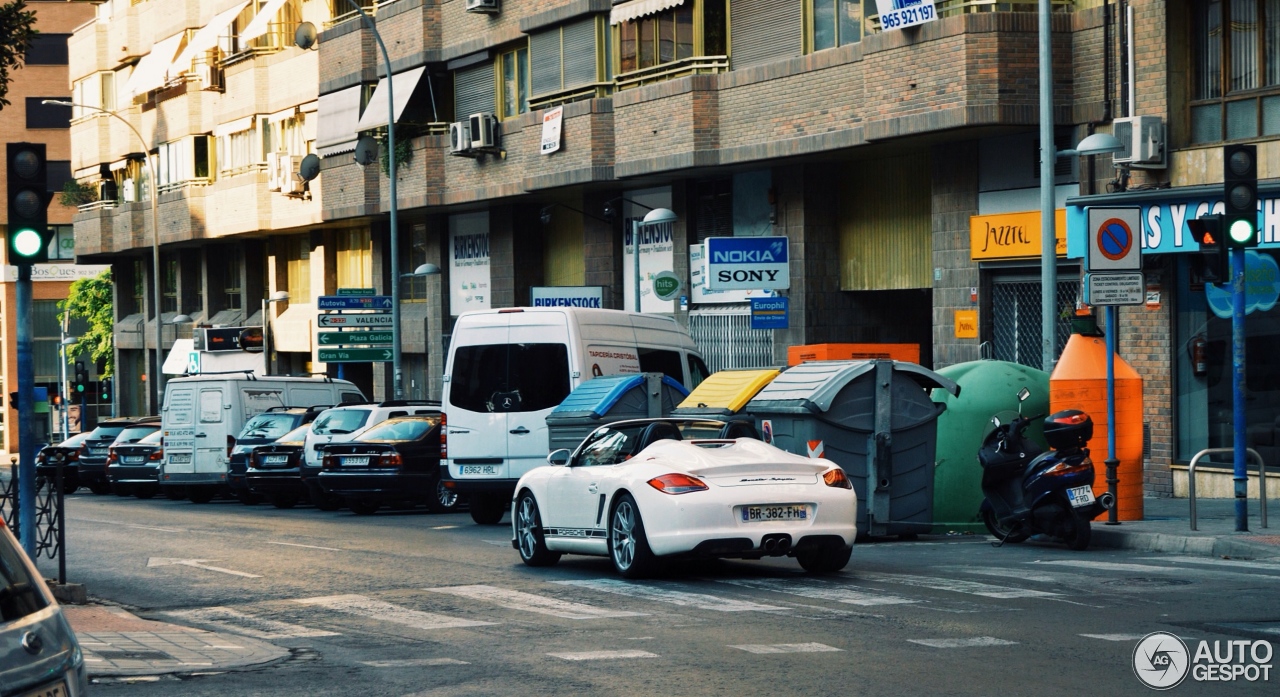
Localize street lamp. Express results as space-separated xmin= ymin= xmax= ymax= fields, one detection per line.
xmin=630 ymin=207 xmax=677 ymax=313
xmin=262 ymin=290 xmax=290 ymax=375
xmin=406 ymin=263 xmax=441 ymax=278
xmin=44 ymin=99 xmax=163 ymax=413
xmin=58 ymin=336 xmax=77 ymax=438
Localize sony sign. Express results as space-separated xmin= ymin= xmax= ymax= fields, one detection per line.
xmin=705 ymin=236 xmax=791 ymax=290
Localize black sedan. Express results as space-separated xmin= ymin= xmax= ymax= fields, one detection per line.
xmin=35 ymin=432 xmax=92 ymax=494
xmin=106 ymin=430 xmax=164 ymax=499
xmin=229 ymin=406 xmax=328 ymax=504
xmin=245 ymin=425 xmax=312 ymax=509
xmin=76 ymin=418 xmax=161 ymax=495
xmin=317 ymin=415 xmax=457 ymax=516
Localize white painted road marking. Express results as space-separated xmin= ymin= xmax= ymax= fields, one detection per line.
xmin=162 ymin=607 xmax=339 ymax=639
xmin=427 ymin=585 xmax=646 ymax=619
xmin=482 ymin=540 xmax=509 ymax=546
xmin=293 ymin=594 xmax=496 ymax=630
xmin=147 ymin=557 xmax=262 ymax=578
xmin=1141 ymin=556 xmax=1280 ymax=574
xmin=716 ymin=577 xmax=918 ymax=606
xmin=1080 ymin=633 xmax=1145 ymax=642
xmin=941 ymin=565 xmax=1074 ymax=584
xmin=1034 ymin=559 xmax=1280 ymax=581
xmin=557 ymin=579 xmax=785 ymax=612
xmin=361 ymin=658 xmax=469 ymax=667
xmin=853 ymin=572 xmax=1059 ymax=599
xmin=265 ymin=541 xmax=343 ymax=551
xmin=547 ymin=650 xmax=658 ymax=661
xmin=909 ymin=637 xmax=1018 ymax=648
xmin=729 ymin=643 xmax=843 ymax=654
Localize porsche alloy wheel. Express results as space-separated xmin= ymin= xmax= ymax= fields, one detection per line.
xmin=515 ymin=492 xmax=560 ymax=567
xmin=609 ymin=494 xmax=657 ymax=578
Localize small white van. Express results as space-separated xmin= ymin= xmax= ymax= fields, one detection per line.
xmin=442 ymin=308 xmax=708 ymax=524
xmin=160 ymin=373 xmax=365 ymax=502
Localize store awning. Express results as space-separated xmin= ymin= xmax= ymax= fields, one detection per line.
xmin=239 ymin=0 xmax=289 ymax=42
xmin=170 ymin=0 xmax=250 ymax=78
xmin=354 ymin=66 xmax=426 ymax=132
xmin=124 ymin=33 xmax=186 ymax=98
xmin=316 ymin=85 xmax=364 ymax=156
xmin=610 ymin=0 xmax=683 ymax=25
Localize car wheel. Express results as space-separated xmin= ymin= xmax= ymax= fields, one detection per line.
xmin=133 ymin=485 xmax=158 ymax=500
xmin=609 ymin=494 xmax=658 ymax=579
xmin=469 ymin=493 xmax=507 ymax=525
xmin=425 ymin=476 xmax=459 ymax=514
xmin=88 ymin=482 xmax=111 ymax=495
xmin=111 ymin=482 xmax=132 ymax=497
xmin=271 ymin=493 xmax=299 ymax=509
xmin=349 ymin=500 xmax=380 ymax=516
xmin=61 ymin=480 xmax=79 ymax=495
xmin=796 ymin=546 xmax=853 ymax=574
xmin=188 ymin=487 xmax=216 ymax=504
xmin=514 ymin=492 xmax=561 ymax=567
xmin=311 ymin=489 xmax=343 ymax=512
xmin=164 ymin=486 xmax=188 ymax=501
xmin=981 ymin=508 xmax=1030 ymax=544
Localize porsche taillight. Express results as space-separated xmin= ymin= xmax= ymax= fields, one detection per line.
xmin=440 ymin=412 xmax=448 ymax=460
xmin=647 ymin=473 xmax=709 ymax=495
xmin=823 ymin=468 xmax=853 ymax=489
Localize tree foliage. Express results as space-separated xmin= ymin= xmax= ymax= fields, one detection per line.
xmin=59 ymin=269 xmax=115 ymax=378
xmin=0 ymin=1 xmax=38 ymax=109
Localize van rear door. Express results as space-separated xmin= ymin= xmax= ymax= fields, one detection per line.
xmin=504 ymin=315 xmax=572 ymax=479
xmin=195 ymin=386 xmax=228 ymax=474
xmin=162 ymin=385 xmax=197 ymax=473
xmin=446 ymin=319 xmax=510 ymax=479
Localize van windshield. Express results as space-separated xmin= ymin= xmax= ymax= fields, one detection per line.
xmin=451 ymin=343 xmax=570 ymax=413
xmin=239 ymin=413 xmax=300 ymax=440
xmin=311 ymin=409 xmax=370 ymax=435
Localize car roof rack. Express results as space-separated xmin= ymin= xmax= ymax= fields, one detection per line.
xmin=376 ymin=400 xmax=442 ymax=407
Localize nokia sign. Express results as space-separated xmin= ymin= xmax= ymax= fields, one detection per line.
xmin=705 ymin=236 xmax=791 ymax=290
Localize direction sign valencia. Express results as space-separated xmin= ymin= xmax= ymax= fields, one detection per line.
xmin=318 ymin=314 xmax=395 ymax=327
xmin=318 ymin=348 xmax=393 ymax=363
xmin=317 ymin=330 xmax=393 ymax=346
xmin=317 ymin=295 xmax=393 ymax=310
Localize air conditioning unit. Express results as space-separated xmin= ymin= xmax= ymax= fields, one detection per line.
xmin=266 ymin=152 xmax=281 ymax=191
xmin=1112 ymin=116 xmax=1166 ymax=169
xmin=280 ymin=155 xmax=307 ymax=195
xmin=449 ymin=120 xmax=473 ymax=155
xmin=196 ymin=62 xmax=223 ymax=92
xmin=465 ymin=0 xmax=499 ymax=14
xmin=468 ymin=113 xmax=500 ymax=151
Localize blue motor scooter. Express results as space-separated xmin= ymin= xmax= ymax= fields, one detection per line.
xmin=977 ymin=388 xmax=1114 ymax=550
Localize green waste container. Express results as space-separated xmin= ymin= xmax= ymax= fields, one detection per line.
xmin=929 ymin=360 xmax=1050 ymax=534
xmin=746 ymin=360 xmax=959 ymax=538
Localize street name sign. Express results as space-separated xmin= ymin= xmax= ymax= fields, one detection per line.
xmin=318 ymin=330 xmax=393 ymax=346
xmin=318 ymin=348 xmax=394 ymax=363
xmin=318 ymin=295 xmax=393 ymax=310
xmin=705 ymin=236 xmax=790 ymax=290
xmin=1084 ymin=272 xmax=1145 ymax=306
xmin=337 ymin=287 xmax=376 ymax=296
xmin=318 ymin=314 xmax=395 ymax=327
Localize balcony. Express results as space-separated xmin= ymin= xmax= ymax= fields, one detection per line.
xmin=615 ymin=55 xmax=730 ymax=91
xmin=529 ymin=83 xmax=614 ymax=113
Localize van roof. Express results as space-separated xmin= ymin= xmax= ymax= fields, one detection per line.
xmin=454 ymin=307 xmax=697 ymax=349
xmin=166 ymin=374 xmax=358 ymax=386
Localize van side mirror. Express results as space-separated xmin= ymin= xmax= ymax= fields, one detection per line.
xmin=546 ymin=449 xmax=571 ymax=466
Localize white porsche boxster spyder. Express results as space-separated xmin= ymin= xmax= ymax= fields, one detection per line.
xmin=511 ymin=418 xmax=858 ymax=577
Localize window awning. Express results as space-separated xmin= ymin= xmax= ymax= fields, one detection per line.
xmin=240 ymin=0 xmax=289 ymax=42
xmin=354 ymin=66 xmax=426 ymax=132
xmin=316 ymin=85 xmax=364 ymax=156
xmin=610 ymin=0 xmax=684 ymax=25
xmin=170 ymin=0 xmax=250 ymax=78
xmin=213 ymin=114 xmax=258 ymax=137
xmin=124 ymin=33 xmax=186 ymax=98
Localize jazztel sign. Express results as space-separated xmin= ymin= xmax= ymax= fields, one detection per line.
xmin=704 ymin=236 xmax=790 ymax=290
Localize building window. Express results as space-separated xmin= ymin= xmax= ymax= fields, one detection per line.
xmin=217 ymin=123 xmax=260 ymax=174
xmin=806 ymin=0 xmax=869 ymax=52
xmin=499 ymin=45 xmax=529 ymax=119
xmin=50 ymin=225 xmax=75 ymax=261
xmin=530 ymin=18 xmax=606 ymax=103
xmin=26 ymin=98 xmax=71 ymax=129
xmin=25 ymin=34 xmax=70 ymax=65
xmin=404 ymin=224 xmax=428 ymax=301
xmin=454 ymin=60 xmax=497 ymax=121
xmin=225 ymin=252 xmax=243 ymax=310
xmin=71 ymin=72 xmax=115 ymax=119
xmin=158 ymin=136 xmax=212 ymax=191
xmin=336 ymin=229 xmax=371 ymax=289
xmin=162 ymin=257 xmax=178 ymax=313
xmin=615 ymin=0 xmax=724 ymax=77
xmin=133 ymin=259 xmax=146 ymax=316
xmin=1191 ymin=0 xmax=1280 ymax=143
xmin=285 ymin=236 xmax=311 ymax=304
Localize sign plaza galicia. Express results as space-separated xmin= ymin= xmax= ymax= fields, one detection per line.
xmin=704 ymin=236 xmax=790 ymax=290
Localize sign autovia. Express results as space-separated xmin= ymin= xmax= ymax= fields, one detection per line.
xmin=704 ymin=236 xmax=791 ymax=290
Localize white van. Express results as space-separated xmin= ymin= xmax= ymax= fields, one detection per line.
xmin=442 ymin=308 xmax=708 ymax=524
xmin=160 ymin=373 xmax=365 ymax=502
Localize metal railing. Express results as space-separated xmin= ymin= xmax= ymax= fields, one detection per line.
xmin=1188 ymin=447 xmax=1268 ymax=530
xmin=529 ymin=82 xmax=615 ymax=112
xmin=615 ymin=55 xmax=730 ymax=91
xmin=0 ymin=464 xmax=66 ymax=579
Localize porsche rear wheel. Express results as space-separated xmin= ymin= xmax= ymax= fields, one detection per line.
xmin=609 ymin=494 xmax=657 ymax=578
xmin=515 ymin=492 xmax=561 ymax=567
xmin=796 ymin=546 xmax=853 ymax=574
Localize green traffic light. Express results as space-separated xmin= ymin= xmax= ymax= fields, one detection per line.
xmin=76 ymin=384 xmax=84 ymax=392
xmin=1229 ymin=219 xmax=1255 ymax=245
xmin=11 ymin=227 xmax=44 ymax=258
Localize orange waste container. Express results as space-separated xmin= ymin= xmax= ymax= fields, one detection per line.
xmin=1050 ymin=333 xmax=1145 ymax=521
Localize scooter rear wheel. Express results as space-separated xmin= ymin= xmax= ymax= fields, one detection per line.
xmin=1062 ymin=508 xmax=1092 ymax=551
xmin=982 ymin=508 xmax=1030 ymax=544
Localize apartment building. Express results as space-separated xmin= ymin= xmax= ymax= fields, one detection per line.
xmin=73 ymin=0 xmax=1267 ymax=499
xmin=1 ymin=0 xmax=97 ymax=449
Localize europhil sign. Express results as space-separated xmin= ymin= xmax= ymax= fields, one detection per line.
xmin=704 ymin=236 xmax=790 ymax=290
xmin=530 ymin=286 xmax=603 ymax=308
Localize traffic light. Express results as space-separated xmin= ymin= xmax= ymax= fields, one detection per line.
xmin=1223 ymin=143 xmax=1258 ymax=249
xmin=6 ymin=143 xmax=53 ymax=264
xmin=100 ymin=378 xmax=111 ymax=403
xmin=1188 ymin=214 xmax=1228 ymax=284
xmin=74 ymin=361 xmax=88 ymax=394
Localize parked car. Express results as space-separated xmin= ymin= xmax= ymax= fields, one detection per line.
xmin=228 ymin=405 xmax=330 ymax=504
xmin=0 ymin=517 xmax=89 ymax=696
xmin=512 ymin=418 xmax=858 ymax=577
xmin=318 ymin=413 xmax=458 ymax=516
xmin=244 ymin=424 xmax=312 ymax=509
xmin=106 ymin=430 xmax=164 ymax=499
xmin=301 ymin=401 xmax=440 ymax=510
xmin=34 ymin=432 xmax=93 ymax=494
xmin=76 ymin=417 xmax=161 ymax=495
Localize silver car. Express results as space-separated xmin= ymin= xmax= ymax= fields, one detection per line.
xmin=0 ymin=520 xmax=87 ymax=696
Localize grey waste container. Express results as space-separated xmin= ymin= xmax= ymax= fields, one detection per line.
xmin=546 ymin=373 xmax=689 ymax=454
xmin=746 ymin=360 xmax=960 ymax=538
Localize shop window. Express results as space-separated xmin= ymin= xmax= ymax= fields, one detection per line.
xmin=988 ymin=275 xmax=1078 ymax=369
xmin=1191 ymin=0 xmax=1280 ymax=143
xmin=404 ymin=224 xmax=428 ymax=301
xmin=499 ymin=45 xmax=529 ymax=119
xmin=132 ymin=259 xmax=146 ymax=316
xmin=25 ymin=34 xmax=69 ymax=65
xmin=806 ymin=0 xmax=870 ymax=52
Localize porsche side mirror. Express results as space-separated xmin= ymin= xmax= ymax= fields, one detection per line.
xmin=547 ymin=449 xmax=571 ymax=466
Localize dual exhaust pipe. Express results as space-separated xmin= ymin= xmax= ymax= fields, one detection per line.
xmin=761 ymin=534 xmax=791 ymax=556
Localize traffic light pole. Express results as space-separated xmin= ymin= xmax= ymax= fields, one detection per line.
xmin=16 ymin=264 xmax=36 ymax=557
xmin=1232 ymin=248 xmax=1249 ymax=532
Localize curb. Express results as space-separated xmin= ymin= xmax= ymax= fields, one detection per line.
xmin=1092 ymin=527 xmax=1280 ymax=559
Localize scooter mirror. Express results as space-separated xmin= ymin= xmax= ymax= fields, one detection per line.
xmin=991 ymin=416 xmax=1001 ymax=427
xmin=1017 ymin=387 xmax=1030 ymax=402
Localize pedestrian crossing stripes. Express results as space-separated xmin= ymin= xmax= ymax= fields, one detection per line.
xmin=547 ymin=650 xmax=658 ymax=661
xmin=556 ymin=578 xmax=787 ymax=612
xmin=293 ymin=594 xmax=496 ymax=630
xmin=730 ymin=643 xmax=843 ymax=654
xmin=162 ymin=606 xmax=339 ymax=639
xmin=715 ymin=577 xmax=918 ymax=606
xmin=1080 ymin=634 xmax=1144 ymax=642
xmin=908 ymin=637 xmax=1018 ymax=648
xmin=360 ymin=658 xmax=470 ymax=667
xmin=427 ymin=584 xmax=646 ymax=619
xmin=851 ymin=572 xmax=1060 ymax=599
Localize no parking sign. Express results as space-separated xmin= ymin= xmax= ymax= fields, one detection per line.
xmin=1085 ymin=207 xmax=1142 ymax=272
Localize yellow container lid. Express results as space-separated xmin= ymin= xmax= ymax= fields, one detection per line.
xmin=676 ymin=369 xmax=781 ymax=413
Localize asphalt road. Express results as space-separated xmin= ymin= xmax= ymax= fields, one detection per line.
xmin=41 ymin=493 xmax=1280 ymax=697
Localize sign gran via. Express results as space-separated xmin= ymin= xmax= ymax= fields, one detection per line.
xmin=704 ymin=236 xmax=790 ymax=290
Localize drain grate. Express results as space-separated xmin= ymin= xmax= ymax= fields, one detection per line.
xmin=1103 ymin=577 xmax=1194 ymax=588
xmin=93 ymin=649 xmax=174 ymax=661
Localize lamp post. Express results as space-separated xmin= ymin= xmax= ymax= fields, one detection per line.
xmin=58 ymin=336 xmax=77 ymax=438
xmin=626 ymin=206 xmax=677 ymax=313
xmin=262 ymin=290 xmax=290 ymax=375
xmin=44 ymin=100 xmax=162 ymax=414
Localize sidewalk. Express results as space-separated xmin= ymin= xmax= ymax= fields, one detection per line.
xmin=1090 ymin=495 xmax=1279 ymax=559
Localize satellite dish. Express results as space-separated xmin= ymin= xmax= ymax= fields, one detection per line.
xmin=353 ymin=135 xmax=378 ymax=166
xmin=298 ymin=154 xmax=321 ymax=182
xmin=295 ymin=22 xmax=318 ymax=50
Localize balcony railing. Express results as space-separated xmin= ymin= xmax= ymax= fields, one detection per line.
xmin=615 ymin=55 xmax=730 ymax=91
xmin=77 ymin=200 xmax=118 ymax=213
xmin=326 ymin=0 xmax=403 ymax=29
xmin=220 ymin=22 xmax=298 ymax=68
xmin=529 ymin=82 xmax=614 ymax=112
